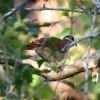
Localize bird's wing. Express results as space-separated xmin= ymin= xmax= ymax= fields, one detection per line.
xmin=44 ymin=37 xmax=64 ymax=51
xmin=26 ymin=37 xmax=66 ymax=51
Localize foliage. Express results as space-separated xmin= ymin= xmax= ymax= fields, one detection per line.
xmin=0 ymin=0 xmax=100 ymax=100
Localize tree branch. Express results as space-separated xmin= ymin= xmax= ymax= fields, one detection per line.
xmin=1 ymin=2 xmax=100 ymax=21
xmin=41 ymin=50 xmax=100 ymax=81
xmin=25 ymin=7 xmax=100 ymax=14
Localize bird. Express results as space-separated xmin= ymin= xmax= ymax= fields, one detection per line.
xmin=26 ymin=35 xmax=76 ymax=66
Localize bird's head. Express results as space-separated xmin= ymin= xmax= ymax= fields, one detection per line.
xmin=63 ymin=35 xmax=74 ymax=42
xmin=63 ymin=35 xmax=77 ymax=46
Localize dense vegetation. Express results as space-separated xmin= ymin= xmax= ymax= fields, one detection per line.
xmin=0 ymin=0 xmax=100 ymax=100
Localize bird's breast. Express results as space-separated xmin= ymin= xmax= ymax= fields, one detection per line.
xmin=36 ymin=47 xmax=65 ymax=62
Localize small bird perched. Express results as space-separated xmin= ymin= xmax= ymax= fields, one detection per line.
xmin=26 ymin=35 xmax=75 ymax=65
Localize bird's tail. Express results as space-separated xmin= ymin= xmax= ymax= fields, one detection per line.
xmin=26 ymin=39 xmax=43 ymax=50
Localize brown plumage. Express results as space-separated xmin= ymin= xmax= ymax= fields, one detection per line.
xmin=26 ymin=35 xmax=75 ymax=62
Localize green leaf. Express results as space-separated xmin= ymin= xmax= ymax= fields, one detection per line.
xmin=69 ymin=0 xmax=77 ymax=10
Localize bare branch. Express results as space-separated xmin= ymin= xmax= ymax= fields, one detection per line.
xmin=1 ymin=2 xmax=100 ymax=21
xmin=25 ymin=7 xmax=100 ymax=14
xmin=42 ymin=50 xmax=100 ymax=81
